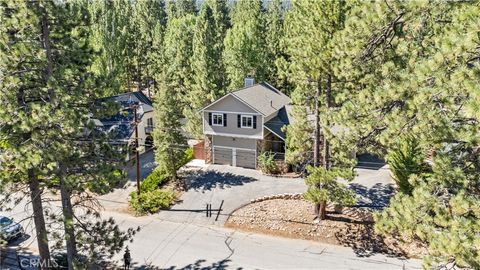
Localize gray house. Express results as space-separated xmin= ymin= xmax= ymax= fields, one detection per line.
xmin=201 ymin=79 xmax=291 ymax=169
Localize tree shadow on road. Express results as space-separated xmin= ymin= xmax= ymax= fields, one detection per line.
xmin=133 ymin=259 xmax=242 ymax=270
xmin=182 ymin=171 xmax=257 ymax=191
xmin=349 ymin=183 xmax=395 ymax=209
xmin=334 ymin=222 xmax=409 ymax=258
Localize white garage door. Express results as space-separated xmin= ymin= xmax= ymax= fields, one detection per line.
xmin=213 ymin=147 xmax=232 ymax=165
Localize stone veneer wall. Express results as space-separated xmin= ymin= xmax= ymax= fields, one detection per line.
xmin=204 ymin=135 xmax=213 ymax=164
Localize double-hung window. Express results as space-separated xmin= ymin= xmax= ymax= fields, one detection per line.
xmin=212 ymin=113 xmax=224 ymax=126
xmin=241 ymin=115 xmax=253 ymax=128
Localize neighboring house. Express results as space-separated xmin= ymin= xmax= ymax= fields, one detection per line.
xmin=200 ymin=78 xmax=291 ymax=169
xmin=94 ymin=92 xmax=155 ymax=159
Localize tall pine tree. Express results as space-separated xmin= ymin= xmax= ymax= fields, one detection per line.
xmin=185 ymin=0 xmax=229 ymax=138
xmin=282 ymin=0 xmax=355 ymax=219
xmin=223 ymin=0 xmax=267 ymax=89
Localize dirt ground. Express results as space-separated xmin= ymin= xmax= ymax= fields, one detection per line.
xmin=225 ymin=198 xmax=426 ymax=258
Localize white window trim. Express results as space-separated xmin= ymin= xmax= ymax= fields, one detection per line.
xmin=241 ymin=115 xmax=254 ymax=129
xmin=212 ymin=113 xmax=224 ymax=127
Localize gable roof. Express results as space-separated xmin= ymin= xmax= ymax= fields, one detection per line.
xmin=231 ymin=82 xmax=291 ymax=116
xmin=201 ymin=82 xmax=291 ymax=116
xmin=264 ymin=106 xmax=290 ymax=140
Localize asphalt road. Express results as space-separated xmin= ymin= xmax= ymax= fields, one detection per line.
xmin=2 ymin=196 xmax=422 ymax=270
xmin=108 ymin=210 xmax=421 ymax=270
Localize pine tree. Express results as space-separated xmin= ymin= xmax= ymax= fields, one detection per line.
xmin=132 ymin=0 xmax=167 ymax=94
xmin=153 ymin=78 xmax=187 ymax=182
xmin=185 ymin=0 xmax=229 ymax=138
xmin=0 ymin=1 xmax=55 ymax=265
xmin=282 ymin=0 xmax=353 ymax=219
xmin=89 ymin=0 xmax=135 ymax=94
xmin=333 ymin=1 xmax=480 ymax=267
xmin=223 ymin=0 xmax=267 ymax=89
xmin=264 ymin=0 xmax=285 ymax=88
xmin=387 ymin=135 xmax=427 ymax=195
xmin=1 ymin=1 xmax=137 ymax=267
xmin=153 ymin=13 xmax=194 ymax=183
xmin=175 ymin=0 xmax=196 ymax=17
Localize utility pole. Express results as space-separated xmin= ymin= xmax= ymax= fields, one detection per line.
xmin=133 ymin=104 xmax=141 ymax=197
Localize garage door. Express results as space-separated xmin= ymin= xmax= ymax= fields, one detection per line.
xmin=213 ymin=147 xmax=232 ymax=165
xmin=235 ymin=149 xmax=256 ymax=169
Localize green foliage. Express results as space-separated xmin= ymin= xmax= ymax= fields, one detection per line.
xmin=176 ymin=147 xmax=194 ymax=170
xmin=264 ymin=0 xmax=285 ymax=89
xmin=141 ymin=169 xmax=169 ymax=192
xmin=387 ymin=136 xmax=427 ymax=194
xmin=88 ymin=0 xmax=135 ymax=94
xmin=223 ymin=0 xmax=267 ymax=89
xmin=129 ymin=189 xmax=175 ymax=214
xmin=338 ymin=2 xmax=480 ymax=268
xmin=304 ymin=166 xmax=356 ymax=207
xmin=0 ymin=0 xmax=134 ymax=266
xmin=284 ymin=106 xmax=313 ymax=167
xmin=376 ymin=147 xmax=480 ymax=269
xmin=185 ymin=0 xmax=229 ymax=138
xmin=257 ymin=152 xmax=279 ymax=174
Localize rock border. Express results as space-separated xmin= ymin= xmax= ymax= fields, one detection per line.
xmin=249 ymin=193 xmax=304 ymax=203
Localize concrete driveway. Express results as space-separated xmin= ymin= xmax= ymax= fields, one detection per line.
xmin=156 ymin=156 xmax=396 ymax=225
xmin=157 ymin=163 xmax=307 ymax=225
xmin=351 ymin=154 xmax=396 ymax=209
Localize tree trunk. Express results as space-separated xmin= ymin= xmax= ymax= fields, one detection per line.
xmin=313 ymin=80 xmax=321 ymax=217
xmin=313 ymin=81 xmax=321 ymax=167
xmin=319 ymin=201 xmax=327 ymax=220
xmin=28 ymin=170 xmax=52 ymax=269
xmin=60 ymin=174 xmax=77 ymax=270
xmin=318 ymin=75 xmax=333 ymax=221
xmin=323 ymin=75 xmax=332 ymax=170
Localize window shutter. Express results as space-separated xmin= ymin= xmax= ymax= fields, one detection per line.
xmin=208 ymin=113 xmax=212 ymax=125
xmin=237 ymin=115 xmax=241 ymax=128
xmin=223 ymin=113 xmax=227 ymax=127
xmin=253 ymin=115 xmax=257 ymax=129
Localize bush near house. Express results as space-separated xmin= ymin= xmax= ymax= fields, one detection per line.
xmin=258 ymin=152 xmax=279 ymax=174
xmin=128 ymin=147 xmax=193 ymax=214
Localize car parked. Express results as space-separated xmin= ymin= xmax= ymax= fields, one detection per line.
xmin=0 ymin=216 xmax=24 ymax=241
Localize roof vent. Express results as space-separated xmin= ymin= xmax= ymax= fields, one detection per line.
xmin=244 ymin=76 xmax=255 ymax=87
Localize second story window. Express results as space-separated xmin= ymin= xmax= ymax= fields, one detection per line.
xmin=147 ymin=118 xmax=153 ymax=127
xmin=212 ymin=113 xmax=224 ymax=126
xmin=241 ymin=115 xmax=253 ymax=128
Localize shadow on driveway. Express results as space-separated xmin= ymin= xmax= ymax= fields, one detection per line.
xmin=184 ymin=170 xmax=257 ymax=191
xmin=349 ymin=183 xmax=395 ymax=209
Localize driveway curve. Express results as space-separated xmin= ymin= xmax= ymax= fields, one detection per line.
xmin=157 ymin=163 xmax=307 ymax=225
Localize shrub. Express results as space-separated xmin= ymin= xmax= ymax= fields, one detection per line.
xmin=258 ymin=152 xmax=279 ymax=174
xmin=175 ymin=147 xmax=194 ymax=170
xmin=129 ymin=189 xmax=174 ymax=214
xmin=387 ymin=136 xmax=427 ymax=194
xmin=141 ymin=169 xmax=169 ymax=192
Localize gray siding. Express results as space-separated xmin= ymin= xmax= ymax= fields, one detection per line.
xmin=213 ymin=136 xmax=256 ymax=150
xmin=204 ymin=112 xmax=263 ymax=138
xmin=206 ymin=95 xmax=257 ymax=113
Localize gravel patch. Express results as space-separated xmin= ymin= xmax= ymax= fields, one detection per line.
xmin=226 ymin=198 xmax=426 ymax=258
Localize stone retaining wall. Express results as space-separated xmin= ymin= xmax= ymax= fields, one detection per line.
xmin=250 ymin=193 xmax=304 ymax=203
